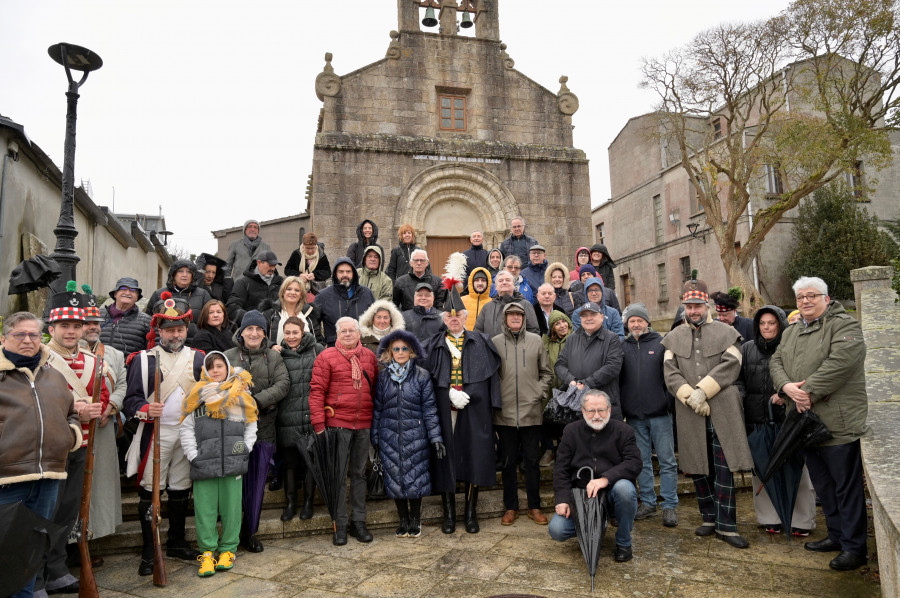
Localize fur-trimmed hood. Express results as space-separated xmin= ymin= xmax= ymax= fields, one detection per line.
xmin=359 ymin=299 xmax=405 ymax=338
xmin=545 ymin=261 xmax=571 ymax=290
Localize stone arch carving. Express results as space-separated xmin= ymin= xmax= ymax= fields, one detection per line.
xmin=394 ymin=163 xmax=518 ymax=246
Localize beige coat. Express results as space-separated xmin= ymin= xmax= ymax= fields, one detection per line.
xmin=492 ymin=313 xmax=552 ymax=428
xmin=661 ymin=320 xmax=753 ymax=475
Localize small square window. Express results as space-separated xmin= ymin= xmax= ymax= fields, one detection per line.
xmin=438 ymin=94 xmax=467 ymax=131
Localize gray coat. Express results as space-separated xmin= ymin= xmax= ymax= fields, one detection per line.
xmin=184 ymin=406 xmax=252 ymax=480
xmin=474 ymin=292 xmax=539 ymax=338
xmin=99 ymin=305 xmax=151 ymax=355
xmin=661 ymin=320 xmax=753 ymax=475
xmin=492 ymin=318 xmax=552 ymax=428
xmin=224 ymin=343 xmax=289 ymax=444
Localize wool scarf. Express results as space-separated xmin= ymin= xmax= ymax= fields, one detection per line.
xmin=182 ymin=366 xmax=258 ymax=424
xmin=337 ymin=341 xmax=365 ymax=390
xmin=388 ymin=360 xmax=411 ymax=383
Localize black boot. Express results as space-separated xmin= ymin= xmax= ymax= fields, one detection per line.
xmin=240 ymin=520 xmax=264 ymax=553
xmin=166 ymin=490 xmax=200 ymax=561
xmin=408 ymin=499 xmax=422 ymax=538
xmin=300 ymin=472 xmax=315 ymax=520
xmin=395 ymin=500 xmax=410 ymax=537
xmin=441 ymin=493 xmax=456 ymax=534
xmin=333 ymin=524 xmax=347 ymax=546
xmin=281 ymin=467 xmax=297 ymax=522
xmin=137 ymin=490 xmax=154 ymax=576
xmin=348 ymin=520 xmax=373 ymax=542
xmin=464 ymin=484 xmax=480 ymax=534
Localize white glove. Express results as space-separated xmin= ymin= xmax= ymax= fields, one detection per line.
xmin=449 ymin=388 xmax=470 ymax=409
xmin=687 ymin=388 xmax=709 ymax=416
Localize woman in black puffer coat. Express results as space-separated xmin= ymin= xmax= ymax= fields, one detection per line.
xmin=372 ymin=330 xmax=444 ymax=538
xmin=275 ymin=316 xmax=323 ymax=521
xmin=735 ymin=305 xmax=816 ymax=535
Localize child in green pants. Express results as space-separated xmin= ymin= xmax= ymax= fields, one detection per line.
xmin=180 ymin=351 xmax=258 ymax=576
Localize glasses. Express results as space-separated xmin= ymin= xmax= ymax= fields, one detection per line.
xmin=795 ymin=293 xmax=825 ymax=303
xmin=392 ymin=346 xmax=411 ymax=353
xmin=7 ymin=332 xmax=41 ymax=341
xmin=117 ymin=286 xmax=138 ymax=292
xmin=506 ymin=266 xmax=521 ymax=272
xmin=582 ymin=407 xmax=610 ymax=416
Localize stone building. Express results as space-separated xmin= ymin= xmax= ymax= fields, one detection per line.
xmin=0 ymin=115 xmax=171 ymax=317
xmin=304 ymin=0 xmax=592 ymax=271
xmin=594 ymin=82 xmax=900 ymax=326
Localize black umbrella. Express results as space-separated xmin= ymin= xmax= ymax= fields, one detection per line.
xmin=571 ymin=466 xmax=609 ymax=592
xmin=296 ymin=428 xmax=351 ymax=530
xmin=8 ymin=255 xmax=61 ymax=294
xmin=747 ymin=401 xmax=803 ymax=539
xmin=759 ymin=407 xmax=832 ymax=487
xmin=0 ymin=501 xmax=67 ymax=596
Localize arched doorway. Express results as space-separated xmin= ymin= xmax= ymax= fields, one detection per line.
xmin=395 ymin=163 xmax=519 ymax=273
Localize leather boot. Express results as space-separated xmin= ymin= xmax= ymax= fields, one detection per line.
xmin=408 ymin=499 xmax=422 ymax=538
xmin=441 ymin=493 xmax=456 ymax=534
xmin=464 ymin=484 xmax=480 ymax=534
xmin=395 ymin=500 xmax=410 ymax=537
xmin=281 ymin=467 xmax=297 ymax=521
xmin=166 ymin=490 xmax=200 ymax=561
xmin=300 ymin=472 xmax=315 ymax=520
xmin=137 ymin=490 xmax=154 ymax=576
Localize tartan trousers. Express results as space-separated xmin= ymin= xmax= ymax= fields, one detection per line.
xmin=691 ymin=418 xmax=738 ymax=535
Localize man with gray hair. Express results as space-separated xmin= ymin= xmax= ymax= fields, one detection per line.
xmin=308 ymin=316 xmax=379 ymax=546
xmin=392 ymin=249 xmax=446 ymax=311
xmin=770 ymin=276 xmax=869 ymax=571
xmin=549 ymin=390 xmax=641 ymax=562
xmin=491 ymin=255 xmax=534 ymax=304
xmin=499 ymin=216 xmax=538 ymax=265
xmin=475 ymin=270 xmax=539 ymax=338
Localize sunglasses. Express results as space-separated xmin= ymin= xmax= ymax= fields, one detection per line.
xmin=392 ymin=346 xmax=411 ymax=353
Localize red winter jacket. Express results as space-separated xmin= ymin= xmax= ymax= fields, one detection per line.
xmin=308 ymin=345 xmax=378 ymax=433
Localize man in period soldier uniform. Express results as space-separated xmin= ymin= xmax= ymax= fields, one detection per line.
xmin=40 ymin=282 xmax=107 ymax=595
xmin=661 ymin=276 xmax=753 ymax=549
xmin=123 ymin=292 xmax=204 ymax=576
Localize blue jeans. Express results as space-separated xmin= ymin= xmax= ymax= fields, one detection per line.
xmin=628 ymin=415 xmax=678 ymax=510
xmin=548 ymin=479 xmax=638 ymax=548
xmin=0 ymin=479 xmax=61 ymax=598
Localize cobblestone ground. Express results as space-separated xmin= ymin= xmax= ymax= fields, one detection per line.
xmin=87 ymin=490 xmax=880 ymax=597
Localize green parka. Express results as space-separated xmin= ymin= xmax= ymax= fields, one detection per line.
xmin=769 ymin=300 xmax=868 ymax=446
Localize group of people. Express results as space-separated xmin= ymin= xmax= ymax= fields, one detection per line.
xmin=0 ymin=215 xmax=871 ymax=596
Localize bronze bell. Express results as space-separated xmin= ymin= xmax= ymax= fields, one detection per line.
xmin=422 ymin=7 xmax=438 ymax=27
xmin=460 ymin=10 xmax=473 ymax=28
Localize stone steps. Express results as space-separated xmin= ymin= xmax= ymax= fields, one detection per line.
xmin=94 ymin=464 xmax=753 ymax=553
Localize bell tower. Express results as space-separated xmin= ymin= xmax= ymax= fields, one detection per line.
xmin=397 ymin=0 xmax=500 ymax=41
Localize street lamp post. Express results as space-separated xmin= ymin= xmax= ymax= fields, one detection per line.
xmin=47 ymin=42 xmax=102 ymax=289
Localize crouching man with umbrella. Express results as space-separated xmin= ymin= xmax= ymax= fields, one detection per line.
xmin=770 ymin=276 xmax=869 ymax=571
xmin=549 ymin=389 xmax=642 ymax=573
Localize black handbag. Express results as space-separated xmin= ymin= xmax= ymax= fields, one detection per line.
xmin=367 ymin=454 xmax=387 ymax=500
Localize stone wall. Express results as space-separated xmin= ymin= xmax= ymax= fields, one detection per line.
xmin=854 ymin=265 xmax=900 ymax=597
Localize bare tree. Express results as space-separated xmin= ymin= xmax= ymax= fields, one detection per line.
xmin=641 ymin=0 xmax=899 ymax=309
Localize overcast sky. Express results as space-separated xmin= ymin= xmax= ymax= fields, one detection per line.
xmin=0 ymin=0 xmax=791 ymax=256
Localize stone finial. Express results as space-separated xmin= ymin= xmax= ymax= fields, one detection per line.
xmin=557 ymin=75 xmax=579 ymax=115
xmin=386 ymin=30 xmax=401 ymax=60
xmin=500 ymin=43 xmax=514 ymax=70
xmin=315 ymin=52 xmax=342 ymax=101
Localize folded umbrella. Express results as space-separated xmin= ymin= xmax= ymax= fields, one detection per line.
xmin=297 ymin=429 xmax=351 ymax=529
xmin=0 ymin=501 xmax=67 ymax=596
xmin=571 ymin=466 xmax=609 ymax=592
xmin=243 ymin=441 xmax=276 ymax=535
xmin=747 ymin=401 xmax=803 ymax=539
xmin=8 ymin=255 xmax=61 ymax=294
xmin=759 ymin=407 xmax=832 ymax=487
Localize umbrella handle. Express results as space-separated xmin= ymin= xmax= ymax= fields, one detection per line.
xmin=576 ymin=466 xmax=594 ymax=481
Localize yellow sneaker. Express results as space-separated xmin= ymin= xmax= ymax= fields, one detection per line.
xmin=197 ymin=551 xmax=216 ymax=577
xmin=215 ymin=550 xmax=235 ymax=571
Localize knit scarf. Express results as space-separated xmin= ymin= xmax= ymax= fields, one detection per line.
xmin=181 ymin=366 xmax=258 ymax=424
xmin=2 ymin=347 xmax=41 ymax=371
xmin=337 ymin=341 xmax=365 ymax=390
xmin=243 ymin=234 xmax=261 ymax=254
xmin=388 ymin=360 xmax=411 ymax=383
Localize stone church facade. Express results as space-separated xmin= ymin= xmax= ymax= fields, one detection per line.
xmin=307 ymin=0 xmax=592 ymax=270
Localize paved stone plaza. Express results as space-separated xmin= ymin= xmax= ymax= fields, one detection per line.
xmin=86 ymin=490 xmax=879 ymax=598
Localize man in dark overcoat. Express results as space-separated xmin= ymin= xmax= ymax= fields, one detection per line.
xmin=423 ymin=307 xmax=501 ymax=535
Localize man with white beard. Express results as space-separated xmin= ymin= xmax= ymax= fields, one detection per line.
xmin=548 ymin=390 xmax=642 ymax=562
